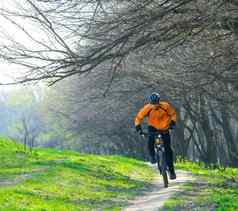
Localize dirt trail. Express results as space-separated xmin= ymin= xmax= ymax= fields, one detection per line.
xmin=123 ymin=165 xmax=194 ymax=211
xmin=0 ymin=167 xmax=48 ymax=187
xmin=0 ymin=173 xmax=34 ymax=187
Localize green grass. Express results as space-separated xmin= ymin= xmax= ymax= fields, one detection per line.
xmin=163 ymin=159 xmax=238 ymax=211
xmin=0 ymin=137 xmax=156 ymax=211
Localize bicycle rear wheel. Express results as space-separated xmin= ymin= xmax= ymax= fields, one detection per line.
xmin=157 ymin=151 xmax=169 ymax=188
xmin=162 ymin=171 xmax=168 ymax=188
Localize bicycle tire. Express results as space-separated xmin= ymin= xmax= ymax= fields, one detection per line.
xmin=162 ymin=171 xmax=168 ymax=188
xmin=156 ymin=151 xmax=169 ymax=188
xmin=161 ymin=150 xmax=169 ymax=188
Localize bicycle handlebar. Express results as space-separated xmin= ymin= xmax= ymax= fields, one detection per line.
xmin=141 ymin=130 xmax=169 ymax=136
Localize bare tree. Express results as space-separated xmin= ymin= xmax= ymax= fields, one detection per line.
xmin=0 ymin=0 xmax=237 ymax=86
xmin=0 ymin=0 xmax=237 ymax=166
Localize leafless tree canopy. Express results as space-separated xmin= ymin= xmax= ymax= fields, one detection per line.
xmin=0 ymin=0 xmax=237 ymax=166
xmin=0 ymin=0 xmax=237 ymax=87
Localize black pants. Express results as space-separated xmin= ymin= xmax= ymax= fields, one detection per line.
xmin=148 ymin=126 xmax=174 ymax=171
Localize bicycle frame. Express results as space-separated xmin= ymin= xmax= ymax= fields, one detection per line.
xmin=142 ymin=132 xmax=169 ymax=188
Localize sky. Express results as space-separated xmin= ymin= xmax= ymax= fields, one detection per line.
xmin=0 ymin=0 xmax=46 ymax=86
xmin=0 ymin=0 xmax=28 ymax=84
xmin=0 ymin=0 xmax=88 ymax=88
xmin=0 ymin=0 xmax=75 ymax=87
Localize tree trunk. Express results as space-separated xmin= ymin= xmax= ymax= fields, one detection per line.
xmin=200 ymin=95 xmax=217 ymax=165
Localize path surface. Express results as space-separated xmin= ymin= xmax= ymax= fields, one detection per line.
xmin=123 ymin=164 xmax=195 ymax=211
xmin=0 ymin=167 xmax=48 ymax=187
xmin=0 ymin=173 xmax=34 ymax=187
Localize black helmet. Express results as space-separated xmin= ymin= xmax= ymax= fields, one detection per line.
xmin=149 ymin=92 xmax=160 ymax=104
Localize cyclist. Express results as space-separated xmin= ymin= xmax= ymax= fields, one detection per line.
xmin=134 ymin=92 xmax=177 ymax=179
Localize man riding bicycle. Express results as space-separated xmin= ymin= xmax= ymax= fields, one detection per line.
xmin=134 ymin=92 xmax=177 ymax=180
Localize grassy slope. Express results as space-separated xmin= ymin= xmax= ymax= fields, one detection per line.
xmin=0 ymin=137 xmax=156 ymax=211
xmin=163 ymin=159 xmax=238 ymax=211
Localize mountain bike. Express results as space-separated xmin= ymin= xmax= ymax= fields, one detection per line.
xmin=142 ymin=132 xmax=169 ymax=188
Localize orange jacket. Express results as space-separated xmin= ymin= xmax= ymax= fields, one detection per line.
xmin=134 ymin=101 xmax=176 ymax=131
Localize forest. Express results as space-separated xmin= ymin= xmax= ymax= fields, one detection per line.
xmin=0 ymin=0 xmax=237 ymax=168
